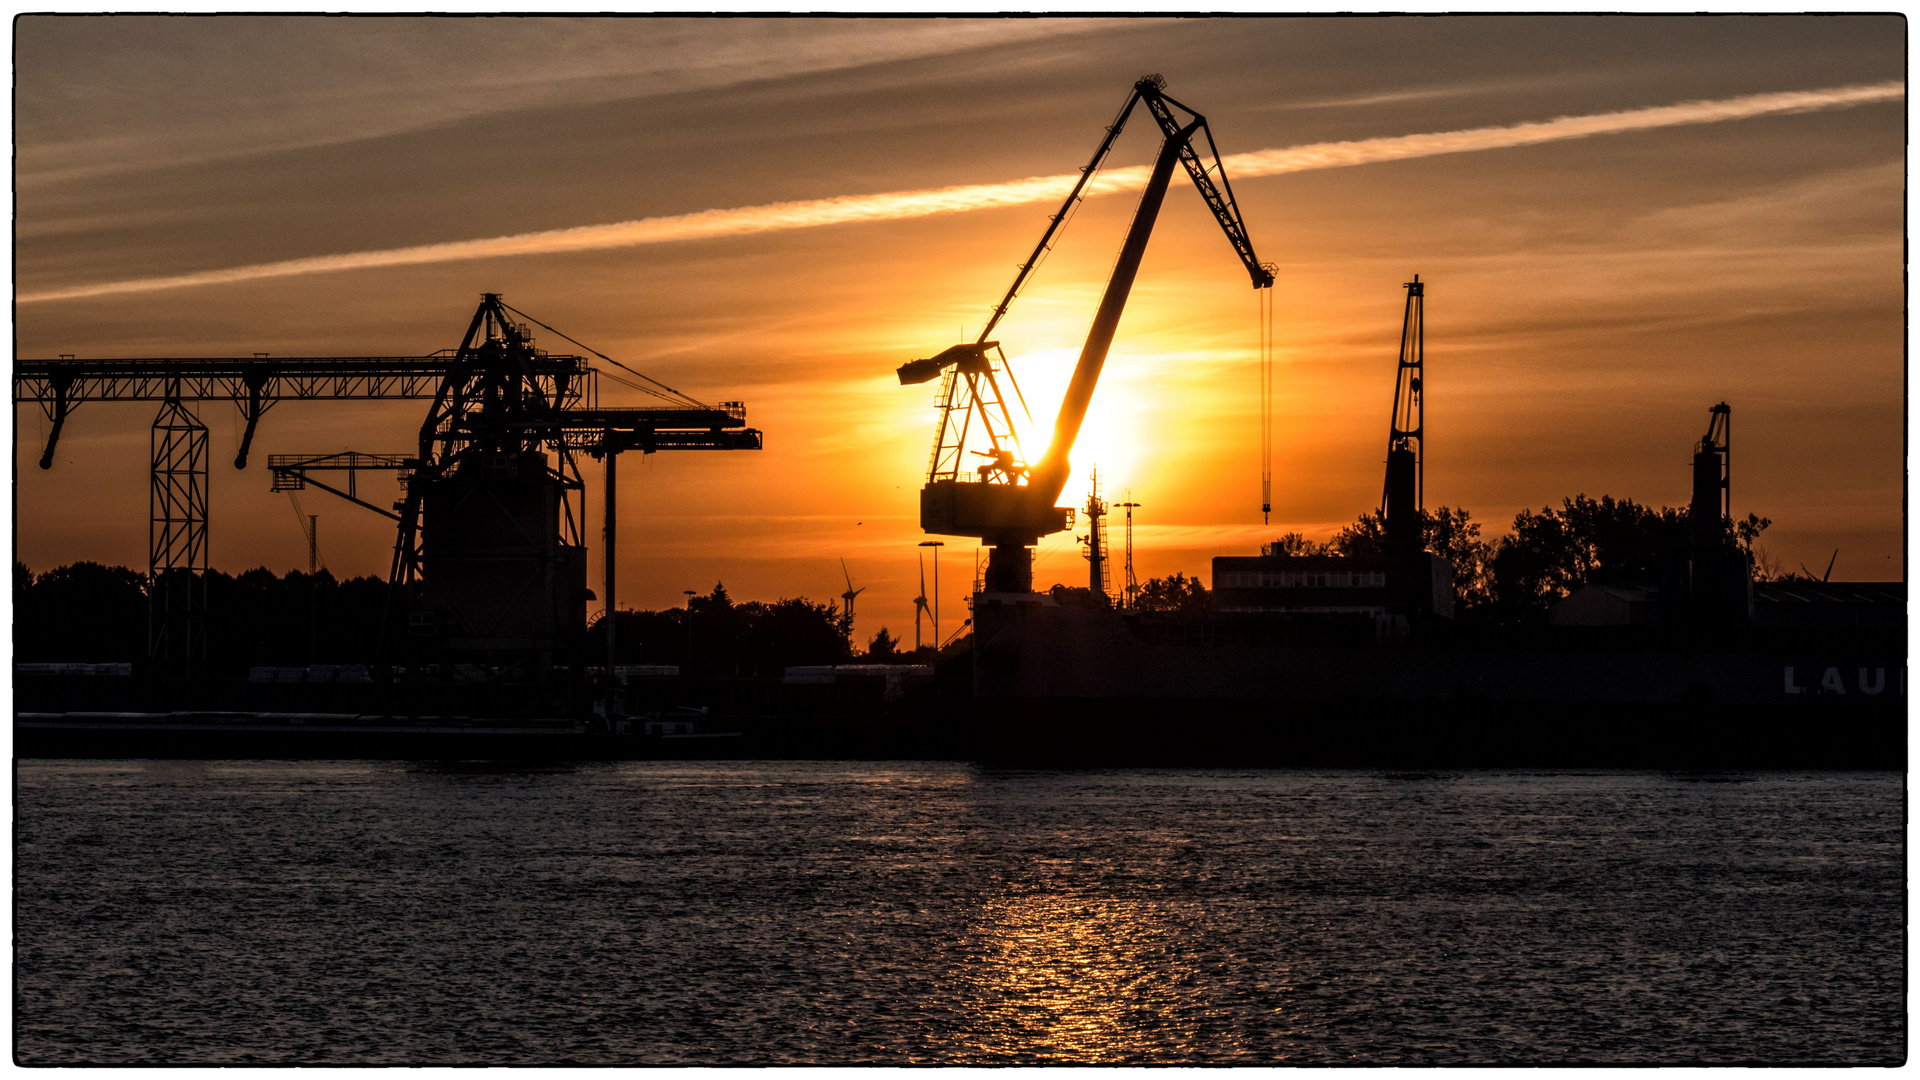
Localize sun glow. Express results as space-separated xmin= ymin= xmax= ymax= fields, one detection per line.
xmin=1001 ymin=336 xmax=1272 ymax=520
xmin=998 ymin=347 xmax=1150 ymax=512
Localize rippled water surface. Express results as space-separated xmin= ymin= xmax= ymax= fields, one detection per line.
xmin=15 ymin=762 xmax=1905 ymax=1064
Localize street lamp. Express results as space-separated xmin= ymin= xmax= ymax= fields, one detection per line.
xmin=918 ymin=540 xmax=944 ymax=647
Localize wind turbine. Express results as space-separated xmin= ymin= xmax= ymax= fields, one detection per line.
xmin=839 ymin=558 xmax=867 ymax=624
xmin=913 ymin=553 xmax=933 ymax=651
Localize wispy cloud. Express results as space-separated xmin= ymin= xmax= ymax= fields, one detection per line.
xmin=20 ymin=80 xmax=1900 ymax=305
xmin=1259 ymin=76 xmax=1561 ymax=111
xmin=1221 ymin=81 xmax=1901 ymax=175
xmin=17 ymin=17 xmax=1115 ymax=186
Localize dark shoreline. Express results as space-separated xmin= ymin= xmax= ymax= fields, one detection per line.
xmin=17 ymin=702 xmax=1902 ymax=769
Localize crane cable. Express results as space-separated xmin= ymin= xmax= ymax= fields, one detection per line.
xmin=1259 ymin=281 xmax=1274 ymax=525
xmin=973 ymin=90 xmax=1146 ymax=442
xmin=498 ymin=300 xmax=709 ymax=409
xmin=285 ymin=490 xmax=323 ymax=573
xmin=974 ymin=153 xmax=1102 ymax=435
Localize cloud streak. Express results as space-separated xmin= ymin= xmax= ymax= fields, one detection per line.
xmin=18 ymin=18 xmax=1118 ymax=188
xmin=19 ymin=80 xmax=1900 ymax=305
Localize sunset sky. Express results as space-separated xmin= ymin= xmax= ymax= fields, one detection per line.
xmin=14 ymin=16 xmax=1905 ymax=644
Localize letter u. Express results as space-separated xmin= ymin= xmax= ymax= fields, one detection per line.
xmin=1859 ymin=667 xmax=1885 ymax=695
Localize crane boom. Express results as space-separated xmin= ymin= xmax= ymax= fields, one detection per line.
xmin=1029 ymin=82 xmax=1274 ymax=501
xmin=901 ymin=76 xmax=1273 ymax=593
xmin=1026 ymin=115 xmax=1201 ymax=504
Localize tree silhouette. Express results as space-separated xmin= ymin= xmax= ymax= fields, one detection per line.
xmin=15 ymin=561 xmax=147 ymax=662
xmin=1487 ymin=495 xmax=1693 ymax=620
xmin=1133 ymin=572 xmax=1211 ymax=613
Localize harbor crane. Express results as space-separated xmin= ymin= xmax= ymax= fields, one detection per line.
xmin=897 ymin=75 xmax=1274 ymax=593
xmin=1370 ymin=275 xmax=1455 ymax=619
xmin=1688 ymin=401 xmax=1746 ymax=618
xmin=1381 ymin=275 xmax=1425 ymax=551
xmin=17 ymin=293 xmax=761 ymax=680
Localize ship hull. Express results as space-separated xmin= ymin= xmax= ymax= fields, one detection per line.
xmin=971 ymin=595 xmax=1905 ymax=767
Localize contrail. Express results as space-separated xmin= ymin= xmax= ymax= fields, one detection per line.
xmin=19 ymin=80 xmax=1900 ymax=305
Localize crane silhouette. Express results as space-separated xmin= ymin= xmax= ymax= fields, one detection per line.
xmin=839 ymin=558 xmax=867 ymax=624
xmin=895 ymin=76 xmax=1272 ymax=594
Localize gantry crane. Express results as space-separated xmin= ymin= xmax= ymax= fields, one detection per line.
xmin=382 ymin=295 xmax=757 ymax=683
xmin=18 ymin=346 xmax=489 ymax=675
xmin=16 ymin=293 xmax=761 ymax=680
xmin=897 ymin=75 xmax=1274 ymax=592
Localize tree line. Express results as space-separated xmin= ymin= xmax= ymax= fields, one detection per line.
xmin=15 ymin=562 xmax=395 ymax=668
xmin=590 ymin=582 xmax=860 ymax=675
xmin=13 ymin=564 xmax=860 ymax=674
xmin=12 ymin=494 xmax=1785 ymax=667
xmin=1132 ymin=495 xmax=1778 ymax=623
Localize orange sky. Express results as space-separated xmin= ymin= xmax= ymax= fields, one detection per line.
xmin=13 ymin=16 xmax=1906 ymax=645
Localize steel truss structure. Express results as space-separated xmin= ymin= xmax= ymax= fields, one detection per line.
xmin=148 ymin=400 xmax=209 ymax=675
xmin=269 ymin=452 xmax=414 ymax=521
xmin=18 ymin=293 xmax=761 ymax=678
xmin=386 ymin=296 xmax=759 ymax=606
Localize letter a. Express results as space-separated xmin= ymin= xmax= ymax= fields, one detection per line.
xmin=1821 ymin=667 xmax=1847 ymax=694
xmin=1859 ymin=668 xmax=1885 ymax=695
xmin=1784 ymin=666 xmax=1804 ymax=694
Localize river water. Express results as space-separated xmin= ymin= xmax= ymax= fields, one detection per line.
xmin=14 ymin=761 xmax=1905 ymax=1064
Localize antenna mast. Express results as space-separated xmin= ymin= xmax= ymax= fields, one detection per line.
xmin=1081 ymin=468 xmax=1110 ymax=598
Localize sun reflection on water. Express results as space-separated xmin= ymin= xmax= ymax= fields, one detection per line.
xmin=948 ymin=887 xmax=1279 ymax=1063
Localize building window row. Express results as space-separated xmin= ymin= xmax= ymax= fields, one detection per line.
xmin=1220 ymin=570 xmax=1387 ymax=589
